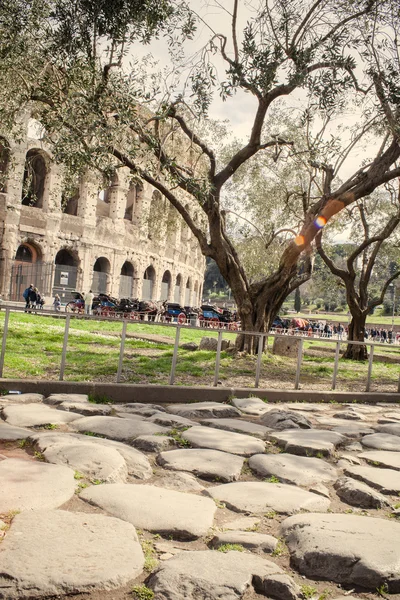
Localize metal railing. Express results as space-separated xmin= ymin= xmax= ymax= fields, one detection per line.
xmin=0 ymin=305 xmax=399 ymax=393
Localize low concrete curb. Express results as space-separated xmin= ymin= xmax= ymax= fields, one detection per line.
xmin=0 ymin=379 xmax=399 ymax=404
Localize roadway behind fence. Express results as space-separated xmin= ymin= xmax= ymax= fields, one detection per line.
xmin=0 ymin=305 xmax=399 ymax=394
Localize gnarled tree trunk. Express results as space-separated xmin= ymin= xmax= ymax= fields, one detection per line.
xmin=343 ymin=312 xmax=368 ymax=360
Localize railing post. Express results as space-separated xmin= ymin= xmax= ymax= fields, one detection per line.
xmin=255 ymin=334 xmax=264 ymax=388
xmin=169 ymin=326 xmax=181 ymax=385
xmin=398 ymin=371 xmax=400 ymax=394
xmin=116 ymin=320 xmax=128 ymax=383
xmin=59 ymin=314 xmax=71 ymax=381
xmin=332 ymin=340 xmax=340 ymax=390
xmin=365 ymin=343 xmax=374 ymax=392
xmin=294 ymin=338 xmax=304 ymax=390
xmin=0 ymin=308 xmax=10 ymax=378
xmin=213 ymin=330 xmax=223 ymax=387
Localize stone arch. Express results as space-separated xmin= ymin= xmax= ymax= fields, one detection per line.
xmin=0 ymin=137 xmax=10 ymax=194
xmin=174 ymin=274 xmax=182 ymax=303
xmin=10 ymin=240 xmax=45 ymax=302
xmin=53 ymin=248 xmax=79 ymax=294
xmin=161 ymin=270 xmax=172 ymax=301
xmin=21 ymin=149 xmax=49 ymax=208
xmin=185 ymin=276 xmax=192 ymax=306
xmin=62 ymin=182 xmax=80 ymax=216
xmin=142 ymin=265 xmax=156 ymax=300
xmin=119 ymin=261 xmax=135 ymax=298
xmin=92 ymin=256 xmax=111 ymax=294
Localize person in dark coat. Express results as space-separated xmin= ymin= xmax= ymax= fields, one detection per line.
xmin=23 ymin=283 xmax=34 ymax=311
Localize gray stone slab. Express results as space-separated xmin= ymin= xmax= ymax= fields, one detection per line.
xmin=0 ymin=423 xmax=32 ymax=441
xmin=72 ymin=415 xmax=168 ymax=442
xmin=147 ymin=413 xmax=197 ymax=428
xmin=182 ymin=426 xmax=265 ymax=456
xmin=44 ymin=393 xmax=89 ymax=405
xmin=284 ymin=403 xmax=329 ymax=412
xmin=151 ymin=471 xmax=205 ymax=492
xmin=200 ymin=418 xmax=270 ymax=439
xmin=261 ymin=409 xmax=312 ymax=430
xmin=268 ymin=429 xmax=345 ymax=456
xmin=207 ymin=481 xmax=330 ymax=514
xmin=148 ymin=550 xmax=301 ymax=600
xmin=332 ymin=410 xmax=364 ymax=421
xmin=210 ymin=531 xmax=278 ymax=553
xmin=358 ymin=450 xmax=400 ymax=471
xmin=345 ymin=465 xmax=400 ymax=494
xmin=158 ymin=448 xmax=244 ymax=482
xmin=361 ymin=433 xmax=400 ymax=451
xmin=282 ymin=513 xmax=400 ymax=592
xmin=59 ymin=401 xmax=112 ymax=416
xmin=0 ymin=458 xmax=75 ymax=512
xmin=2 ymin=404 xmax=80 ymax=427
xmin=332 ymin=424 xmax=375 ymax=438
xmin=377 ymin=423 xmax=400 ymax=436
xmin=81 ymin=483 xmax=216 ymax=539
xmin=230 ymin=397 xmax=270 ymax=416
xmin=133 ymin=435 xmax=175 ymax=452
xmin=1 ymin=393 xmax=44 ymax=404
xmin=249 ymin=453 xmax=338 ymax=486
xmin=43 ymin=441 xmax=128 ymax=483
xmin=115 ymin=403 xmax=167 ymax=415
xmin=167 ymin=402 xmax=241 ymax=419
xmin=0 ymin=510 xmax=143 ymax=598
xmin=334 ymin=476 xmax=390 ymax=509
xmin=31 ymin=431 xmax=153 ymax=480
xmin=378 ymin=412 xmax=400 ymax=424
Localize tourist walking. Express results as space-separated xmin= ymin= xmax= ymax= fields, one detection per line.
xmin=53 ymin=294 xmax=61 ymax=312
xmin=83 ymin=290 xmax=94 ymax=315
xmin=23 ymin=283 xmax=34 ymax=311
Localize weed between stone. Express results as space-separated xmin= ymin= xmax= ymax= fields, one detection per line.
xmin=131 ymin=584 xmax=154 ymax=599
xmin=217 ymin=543 xmax=245 ymax=553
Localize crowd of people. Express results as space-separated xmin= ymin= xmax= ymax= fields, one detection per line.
xmin=272 ymin=318 xmax=400 ymax=343
xmin=22 ymin=284 xmax=45 ymax=311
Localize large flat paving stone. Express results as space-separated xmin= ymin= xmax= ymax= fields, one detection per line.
xmin=58 ymin=401 xmax=112 ymax=416
xmin=182 ymin=426 xmax=265 ymax=456
xmin=358 ymin=450 xmax=400 ymax=471
xmin=230 ymin=397 xmax=270 ymax=416
xmin=148 ymin=550 xmax=301 ymax=600
xmin=31 ymin=431 xmax=152 ymax=479
xmin=268 ymin=429 xmax=345 ymax=456
xmin=167 ymin=401 xmax=241 ymax=419
xmin=152 ymin=471 xmax=206 ymax=492
xmin=201 ymin=418 xmax=270 ymax=439
xmin=44 ymin=393 xmax=89 ymax=404
xmin=146 ymin=413 xmax=196 ymax=428
xmin=377 ymin=423 xmax=400 ymax=436
xmin=157 ymin=448 xmax=244 ymax=482
xmin=0 ymin=393 xmax=44 ymax=404
xmin=72 ymin=415 xmax=168 ymax=442
xmin=361 ymin=433 xmax=400 ymax=451
xmin=116 ymin=402 xmax=167 ymax=415
xmin=261 ymin=409 xmax=312 ymax=430
xmin=207 ymin=482 xmax=330 ymax=514
xmin=81 ymin=483 xmax=216 ymax=539
xmin=0 ymin=510 xmax=143 ymax=598
xmin=249 ymin=453 xmax=338 ymax=486
xmin=345 ymin=464 xmax=400 ymax=494
xmin=0 ymin=458 xmax=75 ymax=512
xmin=334 ymin=477 xmax=390 ymax=509
xmin=281 ymin=513 xmax=400 ymax=592
xmin=2 ymin=403 xmax=80 ymax=427
xmin=0 ymin=423 xmax=32 ymax=441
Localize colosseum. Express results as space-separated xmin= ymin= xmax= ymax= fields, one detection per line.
xmin=0 ymin=123 xmax=206 ymax=306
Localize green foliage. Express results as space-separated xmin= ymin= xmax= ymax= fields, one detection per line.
xmin=42 ymin=423 xmax=58 ymax=430
xmin=140 ymin=539 xmax=159 ymax=572
xmin=216 ymin=543 xmax=245 ymax=553
xmin=131 ymin=585 xmax=154 ymax=600
xmin=301 ymin=584 xmax=318 ymax=599
xmin=265 ymin=475 xmax=280 ymax=483
xmin=88 ymin=394 xmax=113 ymax=404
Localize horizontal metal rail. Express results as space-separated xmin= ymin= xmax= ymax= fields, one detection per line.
xmin=0 ymin=305 xmax=398 ymax=393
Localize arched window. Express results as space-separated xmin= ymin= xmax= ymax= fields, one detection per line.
xmin=161 ymin=270 xmax=172 ymax=301
xmin=174 ymin=274 xmax=182 ymax=303
xmin=185 ymin=277 xmax=192 ymax=305
xmin=22 ymin=149 xmax=48 ymax=208
xmin=62 ymin=188 xmax=80 ymax=216
xmin=15 ymin=245 xmax=33 ymax=263
xmin=119 ymin=261 xmax=134 ymax=298
xmin=53 ymin=248 xmax=79 ymax=292
xmin=92 ymin=257 xmax=111 ymax=294
xmin=142 ymin=265 xmax=156 ymax=300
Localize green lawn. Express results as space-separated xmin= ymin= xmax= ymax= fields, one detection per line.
xmin=0 ymin=312 xmax=398 ymax=392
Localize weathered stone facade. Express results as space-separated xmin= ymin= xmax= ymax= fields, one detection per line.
xmin=0 ymin=124 xmax=205 ymax=305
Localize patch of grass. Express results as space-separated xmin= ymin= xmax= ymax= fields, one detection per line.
xmin=301 ymin=584 xmax=318 ymax=599
xmin=75 ymin=481 xmax=89 ymax=494
xmin=264 ymin=475 xmax=280 ymax=483
xmin=74 ymin=471 xmax=85 ymax=480
xmin=90 ymin=479 xmax=103 ymax=485
xmin=34 ymin=451 xmax=45 ymax=461
xmin=213 ymin=499 xmax=226 ymax=509
xmin=42 ymin=423 xmax=58 ymax=430
xmin=376 ymin=582 xmax=389 ymax=597
xmin=264 ymin=510 xmax=277 ymax=519
xmin=271 ymin=538 xmax=288 ymax=556
xmin=18 ymin=439 xmax=28 ymax=448
xmin=141 ymin=539 xmax=159 ymax=572
xmin=167 ymin=428 xmax=191 ymax=447
xmin=131 ymin=585 xmax=154 ymax=600
xmin=217 ymin=543 xmax=245 ymax=553
xmin=82 ymin=431 xmax=106 ymax=438
xmin=88 ymin=393 xmax=113 ymax=404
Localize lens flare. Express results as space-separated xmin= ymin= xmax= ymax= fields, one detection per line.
xmin=294 ymin=235 xmax=305 ymax=247
xmin=314 ymin=215 xmax=327 ymax=229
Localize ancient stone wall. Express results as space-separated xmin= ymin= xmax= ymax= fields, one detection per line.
xmin=0 ymin=124 xmax=205 ymax=305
